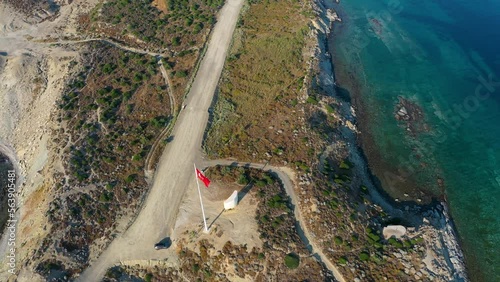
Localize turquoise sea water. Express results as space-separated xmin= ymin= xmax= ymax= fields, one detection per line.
xmin=330 ymin=0 xmax=500 ymax=281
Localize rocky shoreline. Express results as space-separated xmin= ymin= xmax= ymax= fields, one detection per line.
xmin=311 ymin=0 xmax=468 ymax=280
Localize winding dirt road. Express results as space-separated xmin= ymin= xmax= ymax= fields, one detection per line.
xmin=52 ymin=38 xmax=169 ymax=58
xmin=76 ymin=0 xmax=244 ymax=280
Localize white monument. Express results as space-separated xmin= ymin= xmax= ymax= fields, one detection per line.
xmin=383 ymin=225 xmax=407 ymax=239
xmin=224 ymin=190 xmax=239 ymax=210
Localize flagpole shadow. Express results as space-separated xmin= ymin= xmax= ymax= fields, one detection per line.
xmin=238 ymin=181 xmax=254 ymax=203
xmin=208 ymin=208 xmax=225 ymax=230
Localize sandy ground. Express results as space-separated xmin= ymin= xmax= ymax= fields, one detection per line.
xmin=0 ymin=1 xmax=100 ymax=280
xmin=75 ymin=0 xmax=245 ymax=280
xmin=0 ymin=28 xmax=80 ymax=282
xmin=172 ymin=178 xmax=262 ymax=253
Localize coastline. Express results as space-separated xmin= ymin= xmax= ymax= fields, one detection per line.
xmin=312 ymin=0 xmax=468 ymax=280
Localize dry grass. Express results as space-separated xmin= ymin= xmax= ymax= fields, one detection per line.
xmin=16 ymin=181 xmax=53 ymax=269
xmin=204 ymin=0 xmax=315 ymax=165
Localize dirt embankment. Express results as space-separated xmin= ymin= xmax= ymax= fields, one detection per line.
xmin=0 ymin=47 xmax=83 ymax=281
xmin=0 ymin=1 xmax=100 ymax=280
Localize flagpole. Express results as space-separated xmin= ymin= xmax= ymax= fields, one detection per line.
xmin=194 ymin=163 xmax=209 ymax=233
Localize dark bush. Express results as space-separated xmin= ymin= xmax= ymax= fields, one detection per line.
xmin=284 ymin=253 xmax=300 ymax=269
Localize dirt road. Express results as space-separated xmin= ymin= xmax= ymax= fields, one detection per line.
xmin=76 ymin=0 xmax=244 ymax=280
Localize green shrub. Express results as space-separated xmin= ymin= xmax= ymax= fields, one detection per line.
xmin=193 ymin=22 xmax=203 ymax=33
xmin=105 ymin=267 xmax=121 ymax=279
xmin=368 ymin=232 xmax=380 ymax=242
xmin=178 ymin=50 xmax=193 ymax=57
xmin=125 ymin=174 xmax=136 ymax=183
xmin=359 ymin=252 xmax=370 ymax=261
xmin=260 ymin=215 xmax=269 ymax=223
xmin=172 ymin=37 xmax=181 ymax=46
xmin=126 ymin=104 xmax=134 ymax=114
xmin=237 ymin=174 xmax=249 ymax=185
xmin=295 ymin=161 xmax=309 ymax=171
xmin=325 ymin=104 xmax=334 ymax=113
xmin=150 ymin=116 xmax=168 ymax=128
xmin=388 ymin=238 xmax=403 ymax=248
xmin=338 ymin=257 xmax=347 ymax=265
xmin=360 ymin=185 xmax=368 ymax=194
xmin=273 ymin=147 xmax=284 ymax=155
xmin=334 ymin=236 xmax=343 ymax=245
xmin=175 ymin=70 xmax=188 ymax=78
xmin=263 ymin=174 xmax=274 ymax=184
xmin=102 ymin=63 xmax=116 ymax=74
xmin=339 ymin=160 xmax=351 ymax=170
xmin=284 ymin=253 xmax=300 ymax=269
xmin=133 ymin=73 xmax=143 ymax=82
xmin=203 ymin=269 xmax=212 ymax=278
xmin=334 ymin=178 xmax=344 ymax=184
xmin=99 ymin=192 xmax=111 ymax=202
xmin=306 ymin=96 xmax=318 ymax=104
xmin=329 ymin=200 xmax=338 ymax=209
xmin=73 ymin=80 xmax=85 ymax=88
xmin=256 ymin=180 xmax=267 ymax=187
xmin=349 ymin=213 xmax=357 ymax=222
xmin=105 ymin=182 xmax=116 ymax=191
xmin=268 ymin=195 xmax=285 ymax=209
xmin=410 ymin=237 xmax=424 ymax=245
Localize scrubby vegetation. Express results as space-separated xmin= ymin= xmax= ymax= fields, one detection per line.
xmin=300 ymin=152 xmax=429 ymax=281
xmin=82 ymin=0 xmax=223 ymax=51
xmin=78 ymin=0 xmax=225 ymax=103
xmin=32 ymin=43 xmax=173 ymax=278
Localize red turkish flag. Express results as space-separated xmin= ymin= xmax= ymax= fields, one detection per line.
xmin=196 ymin=168 xmax=211 ymax=188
